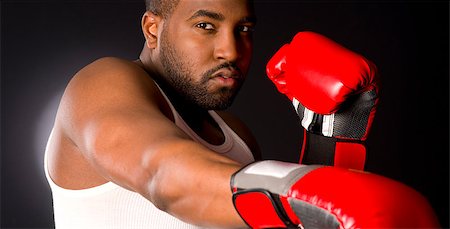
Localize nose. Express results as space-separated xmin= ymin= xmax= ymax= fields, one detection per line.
xmin=214 ymin=30 xmax=239 ymax=62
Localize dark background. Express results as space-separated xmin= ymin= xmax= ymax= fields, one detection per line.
xmin=2 ymin=0 xmax=448 ymax=228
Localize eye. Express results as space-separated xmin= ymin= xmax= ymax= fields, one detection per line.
xmin=237 ymin=25 xmax=255 ymax=33
xmin=196 ymin=22 xmax=215 ymax=31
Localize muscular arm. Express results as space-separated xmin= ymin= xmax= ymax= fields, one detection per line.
xmin=59 ymin=57 xmax=247 ymax=228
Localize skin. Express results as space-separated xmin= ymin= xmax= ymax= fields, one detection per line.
xmin=46 ymin=0 xmax=260 ymax=227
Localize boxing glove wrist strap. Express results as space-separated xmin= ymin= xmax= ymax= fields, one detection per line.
xmin=293 ymin=91 xmax=376 ymax=170
xmin=300 ymin=130 xmax=366 ymax=170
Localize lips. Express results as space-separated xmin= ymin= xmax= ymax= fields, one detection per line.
xmin=212 ymin=68 xmax=241 ymax=80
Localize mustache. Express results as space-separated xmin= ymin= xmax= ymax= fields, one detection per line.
xmin=203 ymin=62 xmax=242 ymax=78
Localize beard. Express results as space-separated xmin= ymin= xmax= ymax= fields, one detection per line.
xmin=159 ymin=28 xmax=243 ymax=110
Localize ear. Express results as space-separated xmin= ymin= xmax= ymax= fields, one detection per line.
xmin=141 ymin=11 xmax=162 ymax=49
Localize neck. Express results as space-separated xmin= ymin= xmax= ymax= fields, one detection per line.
xmin=138 ymin=46 xmax=160 ymax=78
xmin=160 ymin=80 xmax=210 ymax=126
xmin=138 ymin=47 xmax=210 ymax=126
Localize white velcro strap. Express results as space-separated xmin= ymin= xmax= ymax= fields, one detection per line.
xmin=244 ymin=160 xmax=302 ymax=179
xmin=292 ymin=98 xmax=300 ymax=114
xmin=301 ymin=106 xmax=314 ymax=130
xmin=321 ymin=114 xmax=335 ymax=137
xmin=233 ymin=161 xmax=322 ymax=195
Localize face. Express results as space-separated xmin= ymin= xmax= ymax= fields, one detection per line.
xmin=158 ymin=0 xmax=255 ymax=110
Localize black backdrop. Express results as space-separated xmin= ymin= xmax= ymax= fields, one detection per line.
xmin=2 ymin=0 xmax=449 ymax=228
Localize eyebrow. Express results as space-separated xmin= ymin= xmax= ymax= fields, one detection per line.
xmin=187 ymin=9 xmax=257 ymax=24
xmin=188 ymin=10 xmax=225 ymax=21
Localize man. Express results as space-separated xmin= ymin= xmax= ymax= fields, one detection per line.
xmin=45 ymin=0 xmax=439 ymax=228
xmin=45 ymin=0 xmax=259 ymax=228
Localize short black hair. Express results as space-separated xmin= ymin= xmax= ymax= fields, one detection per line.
xmin=145 ymin=0 xmax=180 ymax=19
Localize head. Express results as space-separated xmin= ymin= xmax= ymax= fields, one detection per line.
xmin=141 ymin=0 xmax=255 ymax=110
xmin=144 ymin=0 xmax=179 ymax=19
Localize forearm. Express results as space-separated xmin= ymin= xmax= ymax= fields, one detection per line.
xmin=145 ymin=140 xmax=246 ymax=228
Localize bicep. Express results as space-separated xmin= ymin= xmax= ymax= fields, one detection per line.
xmin=80 ymin=108 xmax=188 ymax=181
xmin=58 ymin=58 xmax=192 ymax=189
xmin=74 ymin=104 xmax=241 ymax=224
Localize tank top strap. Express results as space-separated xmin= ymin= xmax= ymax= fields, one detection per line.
xmin=154 ymin=83 xmax=233 ymax=153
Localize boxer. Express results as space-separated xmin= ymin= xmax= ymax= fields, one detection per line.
xmin=44 ymin=0 xmax=439 ymax=228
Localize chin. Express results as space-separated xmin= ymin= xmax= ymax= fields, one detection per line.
xmin=200 ymin=95 xmax=235 ymax=110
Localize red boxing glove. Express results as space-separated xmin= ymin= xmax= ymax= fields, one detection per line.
xmin=231 ymin=161 xmax=440 ymax=229
xmin=266 ymin=31 xmax=379 ymax=170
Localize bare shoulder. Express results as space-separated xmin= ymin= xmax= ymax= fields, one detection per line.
xmin=62 ymin=57 xmax=168 ymax=113
xmin=216 ymin=111 xmax=262 ymax=161
xmin=58 ymin=57 xmax=172 ymax=142
xmin=67 ymin=57 xmax=158 ymax=99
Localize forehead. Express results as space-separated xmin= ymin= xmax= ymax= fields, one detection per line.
xmin=172 ymin=0 xmax=255 ymax=22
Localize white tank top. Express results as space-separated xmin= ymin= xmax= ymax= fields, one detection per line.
xmin=45 ymin=87 xmax=255 ymax=229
